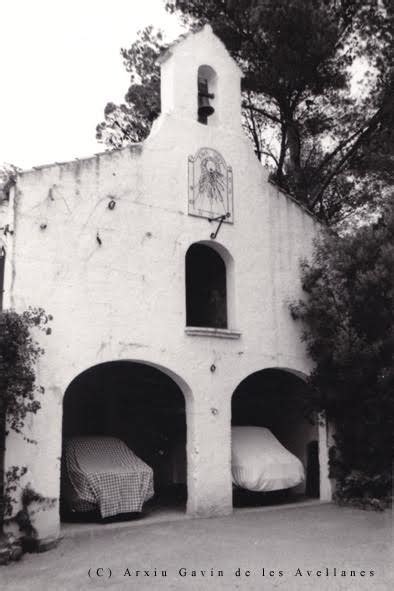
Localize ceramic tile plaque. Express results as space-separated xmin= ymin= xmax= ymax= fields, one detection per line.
xmin=188 ymin=148 xmax=233 ymax=222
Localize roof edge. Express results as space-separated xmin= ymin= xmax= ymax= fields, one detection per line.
xmin=15 ymin=143 xmax=143 ymax=178
xmin=268 ymin=179 xmax=322 ymax=224
xmin=157 ymin=24 xmax=244 ymax=76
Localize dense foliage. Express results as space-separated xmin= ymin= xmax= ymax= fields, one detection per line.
xmin=290 ymin=199 xmax=394 ymax=507
xmin=97 ymin=0 xmax=393 ymax=225
xmin=0 ymin=308 xmax=52 ymax=531
xmin=0 ymin=308 xmax=51 ymax=435
xmin=96 ymin=27 xmax=163 ymax=148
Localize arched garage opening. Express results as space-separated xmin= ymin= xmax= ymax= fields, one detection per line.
xmin=231 ymin=368 xmax=320 ymax=508
xmin=61 ymin=361 xmax=188 ymax=522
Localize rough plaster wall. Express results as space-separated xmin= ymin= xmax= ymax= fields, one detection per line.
xmin=4 ymin=27 xmax=322 ymax=541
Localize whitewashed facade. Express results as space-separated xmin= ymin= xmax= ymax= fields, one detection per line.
xmin=1 ymin=26 xmax=331 ymax=546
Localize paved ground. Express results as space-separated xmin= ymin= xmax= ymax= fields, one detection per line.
xmin=2 ymin=503 xmax=392 ymax=591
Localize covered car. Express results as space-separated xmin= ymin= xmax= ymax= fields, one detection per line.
xmin=62 ymin=436 xmax=154 ymax=518
xmin=231 ymin=426 xmax=305 ymax=492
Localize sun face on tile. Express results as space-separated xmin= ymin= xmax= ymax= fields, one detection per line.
xmin=188 ymin=148 xmax=233 ymax=222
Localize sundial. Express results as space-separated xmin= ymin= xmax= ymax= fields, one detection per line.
xmin=188 ymin=148 xmax=233 ymax=223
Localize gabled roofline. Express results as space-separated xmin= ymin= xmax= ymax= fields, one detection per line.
xmin=157 ymin=24 xmax=244 ymax=77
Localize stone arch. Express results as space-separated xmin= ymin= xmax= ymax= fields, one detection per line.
xmin=61 ymin=359 xmax=194 ymax=520
xmin=231 ymin=367 xmax=325 ymax=506
xmin=231 ymin=364 xmax=310 ymax=393
xmin=60 ymin=357 xmax=193 ymax=404
xmin=274 ymin=367 xmax=309 ymax=382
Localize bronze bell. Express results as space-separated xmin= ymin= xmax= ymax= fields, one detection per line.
xmin=198 ymin=78 xmax=215 ymax=123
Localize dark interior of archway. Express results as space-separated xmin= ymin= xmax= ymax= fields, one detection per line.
xmin=232 ymin=369 xmax=310 ymax=429
xmin=186 ymin=243 xmax=227 ymax=328
xmin=62 ymin=362 xmax=187 ymax=519
xmin=232 ymin=369 xmax=319 ymax=505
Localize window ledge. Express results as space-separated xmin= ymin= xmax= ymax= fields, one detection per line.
xmin=185 ymin=327 xmax=241 ymax=339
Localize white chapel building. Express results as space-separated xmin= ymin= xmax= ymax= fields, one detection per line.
xmin=0 ymin=25 xmax=332 ymax=547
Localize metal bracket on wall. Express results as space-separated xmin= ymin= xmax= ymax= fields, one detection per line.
xmin=208 ymin=213 xmax=230 ymax=240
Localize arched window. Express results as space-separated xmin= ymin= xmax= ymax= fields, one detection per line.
xmin=186 ymin=243 xmax=227 ymax=328
xmin=197 ymin=65 xmax=217 ymax=125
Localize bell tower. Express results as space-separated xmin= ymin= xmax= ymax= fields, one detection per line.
xmin=158 ymin=25 xmax=243 ymax=132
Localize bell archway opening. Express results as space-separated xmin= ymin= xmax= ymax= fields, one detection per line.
xmin=61 ymin=360 xmax=188 ymax=522
xmin=231 ymin=368 xmax=321 ymax=508
xmin=197 ymin=65 xmax=217 ymax=125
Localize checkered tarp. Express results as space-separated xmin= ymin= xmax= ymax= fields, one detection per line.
xmin=64 ymin=436 xmax=154 ymax=518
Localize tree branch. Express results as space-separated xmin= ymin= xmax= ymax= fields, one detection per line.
xmin=276 ymin=121 xmax=287 ymax=182
xmin=310 ymin=101 xmax=390 ymax=209
xmin=315 ymin=124 xmax=367 ymax=176
xmin=244 ymin=93 xmax=262 ymax=159
xmin=261 ymin=150 xmax=279 ymax=167
xmin=242 ymin=102 xmax=281 ymax=124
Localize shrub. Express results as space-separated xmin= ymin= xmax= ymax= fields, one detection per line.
xmin=291 ymin=199 xmax=394 ymax=507
xmin=0 ymin=308 xmax=52 ymax=533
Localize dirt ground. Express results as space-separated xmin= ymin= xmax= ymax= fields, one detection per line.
xmin=2 ymin=503 xmax=392 ymax=591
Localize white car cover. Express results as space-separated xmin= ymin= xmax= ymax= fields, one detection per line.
xmin=231 ymin=426 xmax=305 ymax=492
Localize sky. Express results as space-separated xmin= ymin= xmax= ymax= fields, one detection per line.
xmin=0 ymin=0 xmax=182 ymax=170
